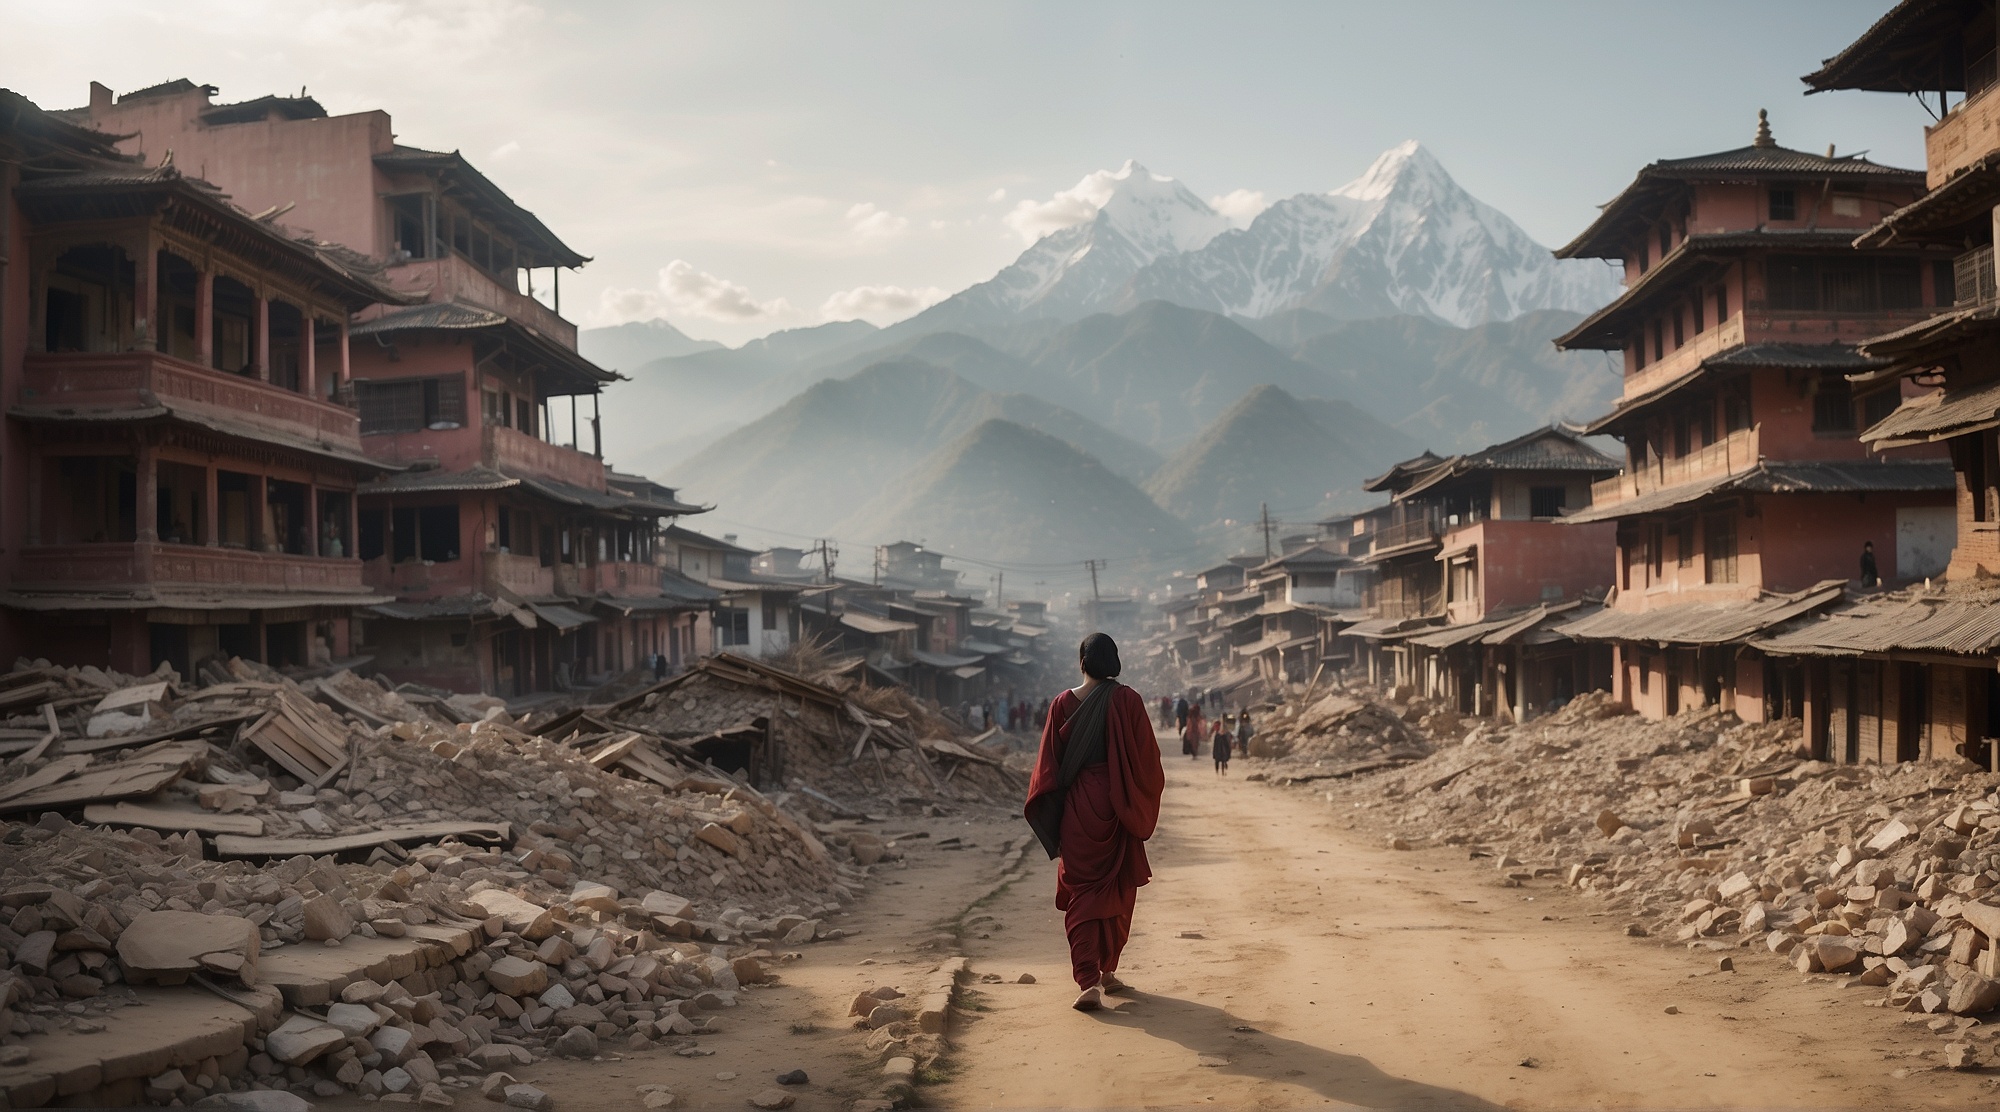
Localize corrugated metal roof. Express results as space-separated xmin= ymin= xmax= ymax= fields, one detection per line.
xmin=1341 ymin=616 xmax=1445 ymax=642
xmin=1863 ymin=377 xmax=2000 ymax=447
xmin=1757 ymin=586 xmax=2000 ymax=657
xmin=1856 ymin=154 xmax=2000 ymax=248
xmin=529 ymin=602 xmax=597 ymax=631
xmin=840 ymin=611 xmax=918 ymax=635
xmin=1558 ymin=581 xmax=1846 ymax=646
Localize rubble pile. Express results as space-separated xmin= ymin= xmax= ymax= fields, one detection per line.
xmin=1299 ymin=685 xmax=2000 ymax=1058
xmin=0 ymin=649 xmax=994 ymax=1106
xmin=1243 ymin=684 xmax=1434 ymax=777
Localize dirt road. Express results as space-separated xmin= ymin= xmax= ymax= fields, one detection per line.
xmin=934 ymin=754 xmax=1995 ymax=1110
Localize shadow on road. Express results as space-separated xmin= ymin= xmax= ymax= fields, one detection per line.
xmin=1095 ymin=990 xmax=1508 ymax=1111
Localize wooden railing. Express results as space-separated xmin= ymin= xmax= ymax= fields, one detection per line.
xmin=485 ymin=425 xmax=605 ymax=490
xmin=20 ymin=351 xmax=362 ymax=451
xmin=380 ymin=255 xmax=578 ymax=349
xmin=1592 ymin=424 xmax=1760 ymax=508
xmin=19 ymin=543 xmax=366 ymax=593
xmin=1927 ymin=80 xmax=2000 ymax=187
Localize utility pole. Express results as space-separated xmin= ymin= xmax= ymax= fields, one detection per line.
xmin=1084 ymin=558 xmax=1103 ymax=601
xmin=1260 ymin=502 xmax=1274 ymax=561
xmin=809 ymin=538 xmax=837 ymax=584
xmin=995 ymin=570 xmax=1003 ymax=610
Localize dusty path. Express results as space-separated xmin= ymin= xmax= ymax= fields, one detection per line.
xmin=935 ymin=753 xmax=1995 ymax=1110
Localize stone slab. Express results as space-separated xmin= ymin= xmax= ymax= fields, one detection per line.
xmin=0 ymin=988 xmax=261 ymax=1107
xmin=257 ymin=927 xmax=475 ymax=1008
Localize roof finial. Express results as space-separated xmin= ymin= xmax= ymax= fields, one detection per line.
xmin=1754 ymin=108 xmax=1775 ymax=149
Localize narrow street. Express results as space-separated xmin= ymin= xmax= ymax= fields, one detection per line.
xmin=933 ymin=751 xmax=1995 ymax=1111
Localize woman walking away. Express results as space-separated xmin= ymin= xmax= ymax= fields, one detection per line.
xmin=1024 ymin=634 xmax=1166 ymax=1012
xmin=1212 ymin=715 xmax=1233 ymax=775
xmin=1180 ymin=700 xmax=1205 ymax=759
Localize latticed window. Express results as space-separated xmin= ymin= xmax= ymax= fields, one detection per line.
xmin=1705 ymin=513 xmax=1738 ymax=584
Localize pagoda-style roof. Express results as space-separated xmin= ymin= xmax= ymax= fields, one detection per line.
xmin=349 ymin=302 xmax=618 ymax=396
xmin=1857 ymin=153 xmax=2000 ymax=247
xmin=1557 ymin=229 xmax=1868 ymax=349
xmin=1394 ymin=426 xmax=1619 ymax=502
xmin=1803 ymin=0 xmax=1984 ymax=94
xmin=374 ymin=145 xmax=588 ymax=269
xmin=1582 ymin=343 xmax=1889 ymax=434
xmin=1361 ymin=451 xmax=1446 ymax=494
xmin=1556 ymin=113 xmax=1924 ymax=260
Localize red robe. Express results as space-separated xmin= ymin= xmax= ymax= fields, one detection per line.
xmin=1023 ymin=683 xmax=1165 ymax=989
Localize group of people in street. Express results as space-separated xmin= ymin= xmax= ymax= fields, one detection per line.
xmin=961 ymin=695 xmax=1049 ymax=733
xmin=1167 ymin=692 xmax=1251 ymax=775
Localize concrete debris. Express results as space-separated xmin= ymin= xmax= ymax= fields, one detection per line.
xmin=0 ymin=646 xmax=999 ymax=1107
xmin=1277 ymin=680 xmax=2000 ymax=1053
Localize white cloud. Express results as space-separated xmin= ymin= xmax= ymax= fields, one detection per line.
xmin=489 ymin=139 xmax=521 ymax=161
xmin=845 ymin=202 xmax=909 ymax=243
xmin=987 ymin=187 xmax=1007 ymax=203
xmin=1209 ymin=188 xmax=1269 ymax=226
xmin=819 ymin=283 xmax=947 ymax=325
xmin=1004 ymin=167 xmax=1129 ymax=243
xmin=593 ymin=259 xmax=792 ymax=325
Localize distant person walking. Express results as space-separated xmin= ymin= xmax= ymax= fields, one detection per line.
xmin=1236 ymin=708 xmax=1255 ymax=757
xmin=1180 ymin=701 xmax=1205 ymax=759
xmin=1024 ymin=634 xmax=1165 ymax=1012
xmin=1212 ymin=715 xmax=1233 ymax=775
xmin=653 ymin=652 xmax=667 ymax=682
xmin=1860 ymin=541 xmax=1880 ymax=589
xmin=1174 ymin=694 xmax=1189 ymax=733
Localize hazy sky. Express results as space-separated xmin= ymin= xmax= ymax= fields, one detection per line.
xmin=1 ymin=0 xmax=1935 ymax=346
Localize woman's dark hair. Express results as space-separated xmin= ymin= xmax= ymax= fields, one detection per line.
xmin=1079 ymin=632 xmax=1121 ymax=680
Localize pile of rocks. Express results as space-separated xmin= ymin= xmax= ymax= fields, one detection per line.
xmin=1244 ymin=684 xmax=1433 ymax=771
xmin=0 ymin=652 xmax=928 ymax=1106
xmin=1295 ymin=685 xmax=2000 ymax=1066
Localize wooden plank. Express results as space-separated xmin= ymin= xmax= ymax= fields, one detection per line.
xmin=587 ymin=733 xmax=642 ymax=768
xmin=241 ymin=713 xmax=321 ymax=784
xmin=16 ymin=705 xmax=61 ymax=764
xmin=0 ymin=754 xmax=92 ymax=803
xmin=0 ymin=681 xmax=59 ymax=711
xmin=62 ymin=711 xmax=260 ymax=755
xmin=260 ymin=714 xmax=331 ymax=777
xmin=212 ymin=822 xmax=510 ymax=858
xmin=0 ymin=666 xmax=62 ymax=691
xmin=83 ymin=801 xmax=264 ymax=836
xmin=847 ymin=723 xmax=874 ymax=762
xmin=277 ymin=699 xmax=347 ymax=767
xmin=0 ymin=741 xmax=203 ymax=814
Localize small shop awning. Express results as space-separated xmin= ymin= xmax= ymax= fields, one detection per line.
xmin=529 ymin=602 xmax=597 ymax=631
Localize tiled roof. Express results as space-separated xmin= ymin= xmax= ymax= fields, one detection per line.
xmin=1396 ymin=426 xmax=1619 ymax=501
xmin=1802 ymin=0 xmax=1975 ymax=93
xmin=1362 ymin=451 xmax=1447 ymax=493
xmin=1857 ymin=155 xmax=2000 ymax=248
xmin=374 ymin=145 xmax=586 ymax=269
xmin=1557 ymin=231 xmax=1868 ymax=348
xmin=1558 ymin=581 xmax=1847 ymax=646
xmin=1559 ymin=459 xmax=1953 ymax=524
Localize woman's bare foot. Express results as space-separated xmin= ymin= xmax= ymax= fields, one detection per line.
xmin=1072 ymin=984 xmax=1103 ymax=1011
xmin=1099 ymin=972 xmax=1128 ymax=995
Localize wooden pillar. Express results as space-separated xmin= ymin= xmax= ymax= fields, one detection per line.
xmin=252 ymin=474 xmax=271 ymax=551
xmin=24 ymin=451 xmax=42 ymax=545
xmin=307 ymin=481 xmax=320 ymax=557
xmin=253 ymin=295 xmax=270 ymax=381
xmin=132 ymin=234 xmax=157 ymax=351
xmin=135 ymin=441 xmax=159 ymax=543
xmin=338 ymin=319 xmax=351 ymax=386
xmin=203 ymin=465 xmax=219 ymax=546
xmin=301 ymin=315 xmax=316 ymax=397
xmin=194 ymin=269 xmax=214 ymax=365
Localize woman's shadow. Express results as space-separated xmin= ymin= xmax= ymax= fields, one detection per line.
xmin=1095 ymin=989 xmax=1508 ymax=1111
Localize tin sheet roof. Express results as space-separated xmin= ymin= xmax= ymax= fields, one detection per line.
xmin=1560 ymin=460 xmax=1952 ymax=524
xmin=1558 ymin=581 xmax=1846 ymax=646
xmin=1756 ymin=586 xmax=2000 ymax=657
xmin=1863 ymin=377 xmax=2000 ymax=447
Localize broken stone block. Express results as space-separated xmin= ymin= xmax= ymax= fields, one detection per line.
xmin=116 ymin=910 xmax=258 ymax=986
xmin=326 ymin=1002 xmax=383 ymax=1037
xmin=1594 ymin=810 xmax=1624 ymax=838
xmin=747 ymin=1090 xmax=794 ymax=1110
xmin=553 ymin=1025 xmax=598 ymax=1059
xmin=1948 ymin=972 xmax=2000 ymax=1016
xmin=484 ymin=956 xmax=549 ymax=996
xmin=265 ymin=1014 xmax=347 ymax=1065
xmin=695 ymin=823 xmax=743 ymax=858
xmin=193 ymin=1093 xmax=315 ymax=1112
xmin=1866 ymin=819 xmax=1912 ymax=854
xmin=1945 ymin=1042 xmax=1981 ymax=1070
xmin=503 ymin=1084 xmax=554 ymax=1111
xmin=641 ymin=890 xmax=694 ymax=919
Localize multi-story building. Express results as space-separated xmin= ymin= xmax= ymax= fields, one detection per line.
xmin=1746 ymin=3 xmax=2000 ymax=766
xmin=1344 ymin=427 xmax=1621 ymax=716
xmin=69 ymin=79 xmax=704 ymax=694
xmin=1551 ymin=114 xmax=1957 ymax=721
xmin=0 ymin=90 xmax=404 ymax=674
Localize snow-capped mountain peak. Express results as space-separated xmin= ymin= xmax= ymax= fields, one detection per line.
xmin=1091 ymin=161 xmax=1232 ymax=257
xmin=1334 ymin=139 xmax=1447 ymax=203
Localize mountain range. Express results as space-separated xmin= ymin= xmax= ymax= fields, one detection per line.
xmin=580 ymin=141 xmax=1627 ymax=574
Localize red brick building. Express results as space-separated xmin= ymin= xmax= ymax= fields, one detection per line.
xmin=65 ymin=79 xmax=709 ymax=694
xmin=0 ymin=90 xmax=402 ymax=674
xmin=1553 ymin=114 xmax=1957 ymax=721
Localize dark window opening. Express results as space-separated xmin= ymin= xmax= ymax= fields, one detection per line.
xmin=1673 ymin=413 xmax=1691 ymax=457
xmin=1860 ymin=388 xmax=1901 ymax=430
xmin=762 ymin=602 xmax=778 ymax=631
xmin=1767 ymin=256 xmax=1925 ymax=312
xmin=1812 ymin=374 xmax=1857 ymax=434
xmin=156 ymin=461 xmax=203 ymax=545
xmin=47 ymin=455 xmax=136 ymax=543
xmin=217 ymin=471 xmax=256 ymax=548
xmin=1529 ymin=485 xmax=1565 ymax=519
xmin=157 ymin=252 xmax=201 ymax=363
xmin=1672 ymin=307 xmax=1684 ymax=348
xmin=418 ymin=505 xmax=459 ymax=562
xmin=357 ymin=376 xmax=466 ymax=434
xmin=1672 ymin=518 xmax=1695 ymax=568
xmin=497 ymin=506 xmax=512 ymax=552
xmin=1723 ymin=386 xmax=1752 ymax=433
xmin=1692 ymin=292 xmax=1705 ymax=332
xmin=359 ymin=507 xmax=386 ymax=561
xmin=391 ymin=507 xmax=418 ymax=562
xmin=1936 ymin=258 xmax=1960 ymax=307
xmin=388 ymin=195 xmax=434 ymax=260
xmin=266 ymin=479 xmax=309 ymax=555
xmin=1694 ymin=406 xmax=1715 ymax=448
xmin=211 ymin=276 xmax=257 ymax=375
xmin=1769 ymin=188 xmax=1797 ymax=222
xmin=267 ymin=300 xmax=304 ymax=392
xmin=317 ymin=491 xmax=350 ymax=558
xmin=1715 ymin=284 xmax=1729 ymax=325
xmin=539 ymin=526 xmax=556 ymax=568
xmin=1658 ymin=224 xmax=1672 ymax=258
xmin=1705 ymin=512 xmax=1739 ymax=584
xmin=45 ymin=244 xmax=132 ymax=353
xmin=1652 ymin=320 xmax=1664 ymax=362
xmin=1647 ymin=523 xmax=1665 ymax=581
